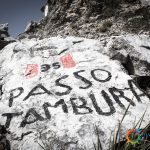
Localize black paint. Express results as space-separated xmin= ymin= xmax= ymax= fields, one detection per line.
xmin=55 ymin=75 xmax=72 ymax=96
xmin=9 ymin=87 xmax=24 ymax=107
xmin=41 ymin=64 xmax=51 ymax=72
xmin=73 ymin=70 xmax=92 ymax=89
xmin=0 ymin=84 xmax=3 ymax=97
xmin=43 ymin=102 xmax=51 ymax=119
xmin=20 ymin=108 xmax=45 ymax=128
xmin=58 ymin=48 xmax=69 ymax=55
xmin=43 ymin=99 xmax=68 ymax=119
xmin=72 ymin=40 xmax=83 ymax=45
xmin=91 ymin=69 xmax=112 ymax=83
xmin=2 ymin=112 xmax=23 ymax=128
xmin=19 ymin=131 xmax=33 ymax=141
xmin=52 ymin=62 xmax=61 ymax=69
xmin=70 ymin=97 xmax=93 ymax=115
xmin=54 ymin=99 xmax=68 ymax=113
xmin=109 ymin=87 xmax=135 ymax=109
xmin=40 ymin=62 xmax=61 ymax=72
xmin=89 ymin=91 xmax=116 ymax=116
xmin=23 ymin=84 xmax=52 ymax=101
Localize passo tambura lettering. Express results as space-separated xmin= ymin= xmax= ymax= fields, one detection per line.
xmin=1 ymin=68 xmax=150 ymax=128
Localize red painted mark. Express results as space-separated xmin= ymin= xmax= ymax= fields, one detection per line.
xmin=60 ymin=54 xmax=76 ymax=68
xmin=25 ymin=64 xmax=38 ymax=78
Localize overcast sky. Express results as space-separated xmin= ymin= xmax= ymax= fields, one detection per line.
xmin=0 ymin=0 xmax=46 ymax=37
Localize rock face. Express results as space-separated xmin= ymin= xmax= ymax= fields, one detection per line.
xmin=0 ymin=37 xmax=150 ymax=150
xmin=103 ymin=34 xmax=150 ymax=94
xmin=0 ymin=24 xmax=9 ymax=37
xmin=18 ymin=0 xmax=150 ymax=39
xmin=104 ymin=34 xmax=150 ymax=76
xmin=0 ymin=24 xmax=15 ymax=50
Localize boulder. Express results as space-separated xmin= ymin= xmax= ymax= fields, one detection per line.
xmin=104 ymin=34 xmax=150 ymax=76
xmin=0 ymin=23 xmax=15 ymax=50
xmin=0 ymin=37 xmax=149 ymax=150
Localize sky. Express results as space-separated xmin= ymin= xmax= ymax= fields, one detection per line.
xmin=0 ymin=0 xmax=46 ymax=37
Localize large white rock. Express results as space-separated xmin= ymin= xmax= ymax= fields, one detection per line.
xmin=0 ymin=37 xmax=149 ymax=150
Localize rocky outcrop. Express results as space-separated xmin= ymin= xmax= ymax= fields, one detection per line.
xmin=103 ymin=34 xmax=150 ymax=95
xmin=0 ymin=37 xmax=150 ymax=150
xmin=0 ymin=24 xmax=9 ymax=38
xmin=0 ymin=24 xmax=15 ymax=50
xmin=105 ymin=35 xmax=150 ymax=76
xmin=17 ymin=1 xmax=150 ymax=88
xmin=0 ymin=1 xmax=150 ymax=150
xmin=18 ymin=0 xmax=150 ymax=39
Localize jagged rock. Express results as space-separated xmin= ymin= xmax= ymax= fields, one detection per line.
xmin=24 ymin=21 xmax=38 ymax=33
xmin=104 ymin=35 xmax=150 ymax=76
xmin=0 ymin=24 xmax=16 ymax=50
xmin=0 ymin=24 xmax=9 ymax=39
xmin=134 ymin=76 xmax=150 ymax=95
xmin=0 ymin=24 xmax=8 ymax=32
xmin=0 ymin=37 xmax=149 ymax=150
xmin=41 ymin=3 xmax=49 ymax=17
xmin=18 ymin=0 xmax=150 ymax=40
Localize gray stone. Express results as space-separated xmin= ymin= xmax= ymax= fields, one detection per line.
xmin=0 ymin=23 xmax=16 ymax=50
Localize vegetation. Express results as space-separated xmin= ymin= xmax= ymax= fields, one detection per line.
xmin=94 ymin=102 xmax=150 ymax=150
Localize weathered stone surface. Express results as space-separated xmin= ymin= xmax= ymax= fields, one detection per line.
xmin=0 ymin=125 xmax=11 ymax=150
xmin=0 ymin=37 xmax=149 ymax=150
xmin=0 ymin=23 xmax=16 ymax=50
xmin=18 ymin=0 xmax=150 ymax=40
xmin=104 ymin=34 xmax=150 ymax=76
xmin=1 ymin=1 xmax=150 ymax=149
